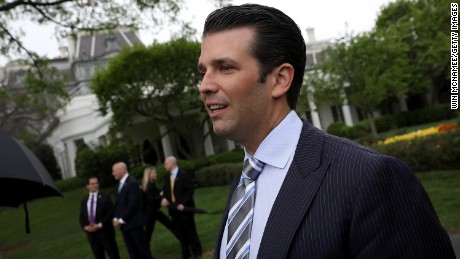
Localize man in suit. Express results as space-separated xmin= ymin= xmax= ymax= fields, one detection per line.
xmin=161 ymin=156 xmax=202 ymax=259
xmin=79 ymin=177 xmax=120 ymax=259
xmin=198 ymin=4 xmax=455 ymax=258
xmin=112 ymin=162 xmax=152 ymax=259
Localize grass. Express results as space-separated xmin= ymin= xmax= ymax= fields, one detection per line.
xmin=417 ymin=171 xmax=460 ymax=232
xmin=0 ymin=171 xmax=458 ymax=258
xmin=0 ymin=186 xmax=230 ymax=259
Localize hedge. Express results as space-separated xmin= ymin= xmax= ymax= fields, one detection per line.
xmin=194 ymin=162 xmax=242 ymax=187
xmin=370 ymin=129 xmax=460 ymax=172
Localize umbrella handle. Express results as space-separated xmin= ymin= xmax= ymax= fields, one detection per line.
xmin=24 ymin=202 xmax=30 ymax=234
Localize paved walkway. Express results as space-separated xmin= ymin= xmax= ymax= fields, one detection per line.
xmin=450 ymin=233 xmax=460 ymax=258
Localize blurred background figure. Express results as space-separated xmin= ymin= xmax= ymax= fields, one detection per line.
xmin=161 ymin=156 xmax=202 ymax=259
xmin=112 ymin=162 xmax=153 ymax=259
xmin=142 ymin=166 xmax=184 ymax=255
xmin=79 ymin=177 xmax=120 ymax=259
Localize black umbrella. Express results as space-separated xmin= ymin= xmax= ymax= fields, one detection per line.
xmin=0 ymin=127 xmax=63 ymax=233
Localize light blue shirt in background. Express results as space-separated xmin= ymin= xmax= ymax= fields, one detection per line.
xmin=220 ymin=110 xmax=303 ymax=259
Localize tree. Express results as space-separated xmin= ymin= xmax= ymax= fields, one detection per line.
xmin=304 ymin=0 xmax=449 ymax=136
xmin=306 ymin=31 xmax=414 ymax=136
xmin=0 ymin=60 xmax=69 ymax=139
xmin=375 ymin=0 xmax=451 ymax=105
xmin=92 ymin=38 xmax=206 ymax=159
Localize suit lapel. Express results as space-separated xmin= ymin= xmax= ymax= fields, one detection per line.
xmin=95 ymin=193 xmax=103 ymax=221
xmin=257 ymin=122 xmax=329 ymax=258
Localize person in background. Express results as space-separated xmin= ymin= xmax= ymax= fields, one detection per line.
xmin=141 ymin=166 xmax=184 ymax=253
xmin=161 ymin=156 xmax=202 ymax=259
xmin=112 ymin=162 xmax=152 ymax=259
xmin=79 ymin=176 xmax=120 ymax=259
xmin=198 ymin=3 xmax=455 ymax=258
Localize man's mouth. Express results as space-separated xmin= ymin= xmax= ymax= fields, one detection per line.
xmin=209 ymin=104 xmax=228 ymax=113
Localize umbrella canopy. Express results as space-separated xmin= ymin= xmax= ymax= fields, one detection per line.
xmin=0 ymin=127 xmax=62 ymax=207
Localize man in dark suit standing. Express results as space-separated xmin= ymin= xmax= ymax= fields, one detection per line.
xmin=79 ymin=177 xmax=120 ymax=259
xmin=161 ymin=156 xmax=202 ymax=259
xmin=112 ymin=162 xmax=152 ymax=259
xmin=198 ymin=4 xmax=455 ymax=258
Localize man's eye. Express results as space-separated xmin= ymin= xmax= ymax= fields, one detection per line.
xmin=221 ymin=66 xmax=233 ymax=71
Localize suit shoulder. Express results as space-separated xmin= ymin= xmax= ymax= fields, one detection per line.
xmin=324 ymin=134 xmax=382 ymax=158
xmin=324 ymin=134 xmax=410 ymax=171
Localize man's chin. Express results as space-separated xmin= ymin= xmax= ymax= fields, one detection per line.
xmin=212 ymin=124 xmax=230 ymax=138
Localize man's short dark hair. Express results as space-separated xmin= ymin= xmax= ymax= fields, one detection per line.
xmin=203 ymin=4 xmax=307 ymax=110
xmin=86 ymin=176 xmax=98 ymax=185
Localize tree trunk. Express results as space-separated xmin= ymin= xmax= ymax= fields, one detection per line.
xmin=367 ymin=112 xmax=378 ymax=137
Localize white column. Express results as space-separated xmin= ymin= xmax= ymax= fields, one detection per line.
xmin=67 ymin=140 xmax=77 ymax=178
xmin=341 ymin=104 xmax=354 ymax=126
xmin=203 ymin=122 xmax=215 ymax=156
xmin=160 ymin=125 xmax=173 ymax=157
xmin=308 ymin=99 xmax=322 ymax=129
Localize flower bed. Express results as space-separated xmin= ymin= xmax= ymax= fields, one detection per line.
xmin=378 ymin=123 xmax=458 ymax=145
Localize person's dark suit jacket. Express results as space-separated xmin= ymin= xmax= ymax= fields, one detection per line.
xmin=113 ymin=175 xmax=144 ymax=231
xmin=79 ymin=192 xmax=116 ymax=242
xmin=145 ymin=182 xmax=162 ymax=213
xmin=163 ymin=169 xmax=195 ymax=208
xmin=214 ymin=121 xmax=455 ymax=258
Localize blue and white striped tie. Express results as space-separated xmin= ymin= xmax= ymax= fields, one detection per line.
xmin=226 ymin=157 xmax=265 ymax=259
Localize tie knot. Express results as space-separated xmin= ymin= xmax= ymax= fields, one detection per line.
xmin=243 ymin=157 xmax=265 ymax=181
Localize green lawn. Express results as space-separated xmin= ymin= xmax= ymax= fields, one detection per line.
xmin=0 ymin=171 xmax=458 ymax=258
xmin=0 ymin=186 xmax=230 ymax=259
xmin=417 ymin=171 xmax=460 ymax=232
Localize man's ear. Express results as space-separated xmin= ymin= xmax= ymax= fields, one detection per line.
xmin=271 ymin=63 xmax=294 ymax=98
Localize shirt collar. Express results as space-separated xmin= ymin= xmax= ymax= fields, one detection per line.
xmin=120 ymin=173 xmax=129 ymax=185
xmin=89 ymin=191 xmax=98 ymax=197
xmin=172 ymin=167 xmax=179 ymax=178
xmin=245 ymin=110 xmax=302 ymax=169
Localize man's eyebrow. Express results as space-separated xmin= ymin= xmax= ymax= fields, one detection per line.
xmin=198 ymin=57 xmax=237 ymax=72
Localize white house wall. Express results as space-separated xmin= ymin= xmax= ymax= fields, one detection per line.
xmin=48 ymin=94 xmax=112 ymax=178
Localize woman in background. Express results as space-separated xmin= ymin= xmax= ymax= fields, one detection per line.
xmin=141 ymin=167 xmax=184 ymax=250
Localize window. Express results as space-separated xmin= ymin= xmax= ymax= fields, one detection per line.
xmin=331 ymin=105 xmax=344 ymax=122
xmin=74 ymin=138 xmax=87 ymax=152
xmin=106 ymin=37 xmax=119 ymax=51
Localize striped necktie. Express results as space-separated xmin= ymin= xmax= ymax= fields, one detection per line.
xmin=226 ymin=157 xmax=265 ymax=259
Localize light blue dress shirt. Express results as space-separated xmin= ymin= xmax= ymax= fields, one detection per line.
xmin=220 ymin=110 xmax=303 ymax=259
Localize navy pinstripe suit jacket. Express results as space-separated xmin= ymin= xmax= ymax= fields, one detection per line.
xmin=215 ymin=121 xmax=455 ymax=258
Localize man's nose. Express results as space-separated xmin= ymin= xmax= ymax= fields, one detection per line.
xmin=199 ymin=72 xmax=218 ymax=95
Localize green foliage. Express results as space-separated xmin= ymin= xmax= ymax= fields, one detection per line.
xmin=1 ymin=0 xmax=183 ymax=63
xmin=195 ymin=163 xmax=242 ymax=188
xmin=75 ymin=140 xmax=131 ymax=188
xmin=361 ymin=104 xmax=458 ymax=133
xmin=327 ymin=121 xmax=371 ymax=141
xmin=326 ymin=122 xmax=348 ymax=137
xmin=375 ymin=0 xmax=451 ymax=104
xmin=371 ymin=129 xmax=460 ymax=172
xmin=33 ymin=143 xmax=62 ymax=180
xmin=92 ymin=39 xmax=205 ymax=158
xmin=306 ymin=0 xmax=451 ymax=136
xmin=55 ymin=177 xmax=86 ymax=193
xmin=0 ymin=61 xmax=69 ymax=136
xmin=178 ymin=148 xmax=244 ymax=171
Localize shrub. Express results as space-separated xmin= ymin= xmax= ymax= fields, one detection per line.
xmin=195 ymin=162 xmax=242 ymax=188
xmin=327 ymin=122 xmax=348 ymax=137
xmin=371 ymin=129 xmax=460 ymax=171
xmin=75 ymin=140 xmax=130 ymax=188
xmin=55 ymin=177 xmax=86 ymax=192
